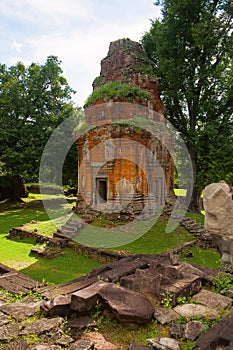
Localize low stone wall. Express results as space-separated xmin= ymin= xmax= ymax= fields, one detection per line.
xmin=67 ymin=241 xmax=130 ymax=263
xmin=8 ymin=227 xmax=49 ymax=244
xmin=7 ymin=226 xmax=127 ymax=263
xmin=27 ymin=184 xmax=64 ymax=195
xmin=7 ymin=226 xmax=197 ymax=264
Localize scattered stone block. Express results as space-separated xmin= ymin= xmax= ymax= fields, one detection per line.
xmin=221 ymin=287 xmax=233 ymax=298
xmin=69 ymin=339 xmax=94 ymax=350
xmin=55 ymin=335 xmax=74 ymax=346
xmin=0 ymin=338 xmax=29 ymax=350
xmin=190 ymin=263 xmax=219 ymax=285
xmin=98 ymin=282 xmax=154 ymax=324
xmin=27 ymin=345 xmax=62 ymax=349
xmin=65 ymin=316 xmax=96 ymax=337
xmin=192 ymin=289 xmax=232 ymax=311
xmin=194 ymin=309 xmax=233 ymax=349
xmin=147 ymin=337 xmax=181 ymax=350
xmin=128 ymin=343 xmax=152 ymax=350
xmin=20 ymin=317 xmax=64 ymax=335
xmin=70 ymin=281 xmax=106 ymax=313
xmin=169 ymin=321 xmax=184 ymax=339
xmin=121 ymin=268 xmax=161 ymax=298
xmin=184 ymin=320 xmax=205 ymax=341
xmin=154 ymin=307 xmax=180 ymax=324
xmin=100 ymin=257 xmax=149 ymax=282
xmin=41 ymin=295 xmax=72 ymax=317
xmin=176 ymin=262 xmax=205 ymax=278
xmin=121 ymin=261 xmax=202 ymax=306
xmin=0 ymin=301 xmax=43 ymax=321
xmin=0 ymin=311 xmax=10 ymax=326
xmin=174 ymin=303 xmax=220 ymax=320
xmin=0 ymin=323 xmax=19 ymax=340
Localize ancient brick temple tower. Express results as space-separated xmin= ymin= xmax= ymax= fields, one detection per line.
xmin=76 ymin=38 xmax=174 ymax=220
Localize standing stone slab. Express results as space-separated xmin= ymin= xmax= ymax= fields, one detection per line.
xmin=98 ymin=282 xmax=154 ymax=323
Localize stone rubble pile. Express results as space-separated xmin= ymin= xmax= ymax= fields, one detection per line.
xmin=0 ymin=253 xmax=233 ymax=349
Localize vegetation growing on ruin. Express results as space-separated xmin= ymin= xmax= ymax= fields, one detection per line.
xmin=84 ymin=81 xmax=153 ymax=107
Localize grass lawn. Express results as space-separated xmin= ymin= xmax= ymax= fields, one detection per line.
xmin=0 ymin=193 xmax=221 ymax=285
xmin=113 ymin=217 xmax=194 ymax=254
xmin=20 ymin=248 xmax=102 ymax=284
xmin=0 ymin=195 xmax=101 ymax=283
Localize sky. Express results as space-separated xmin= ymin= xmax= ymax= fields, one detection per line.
xmin=0 ymin=0 xmax=161 ymax=107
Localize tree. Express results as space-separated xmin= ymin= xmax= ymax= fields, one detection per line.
xmin=142 ymin=0 xmax=233 ymax=212
xmin=0 ymin=56 xmax=77 ymax=183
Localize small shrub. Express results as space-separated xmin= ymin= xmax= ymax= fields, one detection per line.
xmin=176 ymin=295 xmax=188 ymax=305
xmin=210 ymin=272 xmax=233 ymax=293
xmin=161 ymin=291 xmax=173 ymax=308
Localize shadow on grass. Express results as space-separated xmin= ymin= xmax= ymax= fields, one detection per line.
xmin=0 ymin=200 xmax=49 ymax=235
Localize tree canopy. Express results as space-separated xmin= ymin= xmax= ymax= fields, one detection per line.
xmin=142 ymin=0 xmax=233 ymax=211
xmin=0 ymin=56 xmax=78 ymax=183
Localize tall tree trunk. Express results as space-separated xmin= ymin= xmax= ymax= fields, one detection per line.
xmin=188 ymin=147 xmax=201 ymax=213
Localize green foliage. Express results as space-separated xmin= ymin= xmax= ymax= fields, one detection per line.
xmin=0 ymin=288 xmax=44 ymax=303
xmin=84 ymin=81 xmax=153 ymax=107
xmin=0 ymin=56 xmax=77 ymax=183
xmin=176 ymin=295 xmax=188 ymax=305
xmin=210 ymin=272 xmax=233 ymax=293
xmin=142 ymin=0 xmax=233 ymax=211
xmin=161 ymin=291 xmax=173 ymax=308
xmin=92 ymin=300 xmax=105 ymax=327
xmin=93 ymin=75 xmax=104 ymax=87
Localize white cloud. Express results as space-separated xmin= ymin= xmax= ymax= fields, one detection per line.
xmin=12 ymin=40 xmax=23 ymax=52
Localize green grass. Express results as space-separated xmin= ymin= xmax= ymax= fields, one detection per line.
xmin=0 ymin=236 xmax=39 ymax=270
xmin=0 ymin=193 xmax=220 ymax=285
xmin=180 ymin=246 xmax=221 ymax=269
xmin=112 ymin=216 xmax=194 ymax=254
xmin=92 ymin=315 xmax=169 ymax=349
xmin=186 ymin=211 xmax=205 ymax=225
xmin=0 ymin=196 xmax=101 ymax=283
xmin=84 ymin=81 xmax=153 ymax=107
xmin=20 ymin=248 xmax=101 ymax=284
